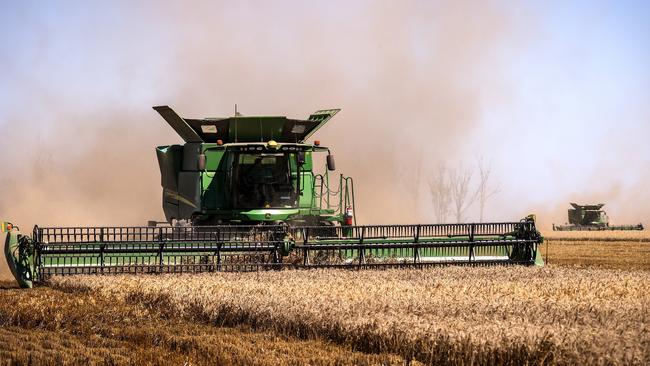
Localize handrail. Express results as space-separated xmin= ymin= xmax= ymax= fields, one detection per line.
xmin=312 ymin=169 xmax=355 ymax=219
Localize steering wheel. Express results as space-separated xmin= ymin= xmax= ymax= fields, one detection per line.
xmin=241 ymin=174 xmax=255 ymax=187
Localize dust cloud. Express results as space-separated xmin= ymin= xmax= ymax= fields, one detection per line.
xmin=531 ymin=171 xmax=650 ymax=230
xmin=0 ymin=1 xmax=531 ymax=227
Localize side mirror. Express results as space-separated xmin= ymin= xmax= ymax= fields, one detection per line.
xmin=297 ymin=152 xmax=306 ymax=165
xmin=326 ymin=154 xmax=336 ymax=171
xmin=198 ymin=153 xmax=206 ymax=171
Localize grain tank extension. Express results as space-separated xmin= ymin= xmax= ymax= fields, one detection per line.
xmin=4 ymin=106 xmax=544 ymax=288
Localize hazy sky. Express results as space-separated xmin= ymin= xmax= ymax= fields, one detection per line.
xmin=0 ymin=0 xmax=648 ymax=228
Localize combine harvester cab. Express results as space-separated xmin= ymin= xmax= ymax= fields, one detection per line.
xmin=3 ymin=106 xmax=544 ymax=288
xmin=153 ymin=105 xmax=349 ymax=227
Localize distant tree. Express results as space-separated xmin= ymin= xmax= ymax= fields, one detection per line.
xmin=429 ymin=165 xmax=451 ymax=224
xmin=430 ymin=160 xmax=499 ymax=224
xmin=475 ymin=158 xmax=500 ymax=223
xmin=396 ymin=148 xmax=424 ymax=214
xmin=411 ymin=150 xmax=423 ymax=213
xmin=448 ymin=165 xmax=476 ymax=223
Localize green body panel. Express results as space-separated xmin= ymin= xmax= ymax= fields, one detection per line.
xmin=4 ymin=230 xmax=35 ymax=288
xmin=200 ymin=147 xmax=228 ymax=210
xmin=534 ymin=247 xmax=545 ymax=266
xmin=228 ymin=117 xmax=286 ymax=142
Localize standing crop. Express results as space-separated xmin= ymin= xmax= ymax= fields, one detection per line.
xmin=53 ymin=267 xmax=650 ymax=365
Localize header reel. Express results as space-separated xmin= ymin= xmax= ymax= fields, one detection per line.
xmin=4 ymin=218 xmax=543 ymax=288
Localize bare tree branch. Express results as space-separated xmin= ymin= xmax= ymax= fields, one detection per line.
xmin=429 ymin=165 xmax=451 ymax=224
xmin=476 ymin=158 xmax=500 ymax=222
xmin=448 ymin=165 xmax=476 ymax=223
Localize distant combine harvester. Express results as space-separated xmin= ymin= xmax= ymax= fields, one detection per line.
xmin=553 ymin=203 xmax=644 ymax=231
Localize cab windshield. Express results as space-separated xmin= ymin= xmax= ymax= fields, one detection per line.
xmin=231 ymin=152 xmax=298 ymax=209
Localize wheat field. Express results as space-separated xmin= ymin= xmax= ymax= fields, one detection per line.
xmin=540 ymin=231 xmax=650 ymax=269
xmin=0 ymin=281 xmax=408 ymax=366
xmin=51 ymin=266 xmax=650 ymax=366
xmin=542 ymin=230 xmax=650 ymax=241
xmin=2 ymin=232 xmax=649 ymax=365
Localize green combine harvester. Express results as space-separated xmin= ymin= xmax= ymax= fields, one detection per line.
xmin=3 ymin=106 xmax=544 ymax=288
xmin=552 ymin=203 xmax=644 ymax=231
